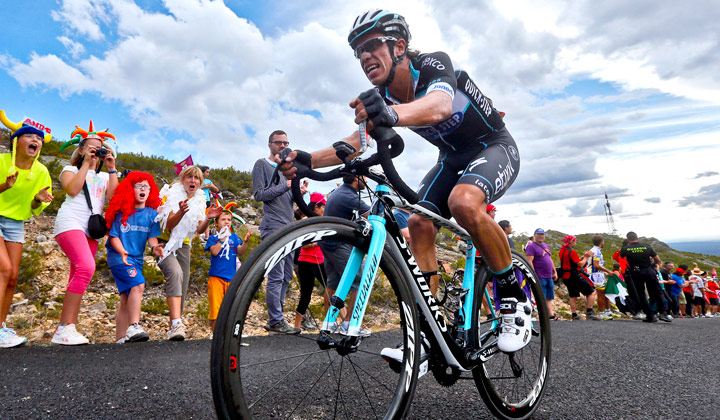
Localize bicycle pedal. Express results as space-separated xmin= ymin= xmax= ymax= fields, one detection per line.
xmin=418 ymin=359 xmax=429 ymax=378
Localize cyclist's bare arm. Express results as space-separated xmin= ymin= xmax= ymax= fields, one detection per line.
xmin=276 ymin=131 xmax=361 ymax=179
xmin=351 ymin=90 xmax=452 ymax=130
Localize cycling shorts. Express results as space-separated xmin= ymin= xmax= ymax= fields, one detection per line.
xmin=415 ymin=127 xmax=520 ymax=218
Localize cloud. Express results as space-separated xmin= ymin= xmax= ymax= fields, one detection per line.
xmin=695 ymin=171 xmax=719 ymax=179
xmin=567 ymin=197 xmax=623 ymax=217
xmin=57 ymin=36 xmax=86 ymax=58
xmin=524 ymin=209 xmax=538 ymax=215
xmin=644 ymin=197 xmax=661 ymax=203
xmin=678 ymin=183 xmax=720 ymax=208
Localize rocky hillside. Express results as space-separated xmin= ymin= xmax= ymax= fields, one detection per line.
xmin=4 ymin=135 xmax=719 ymax=344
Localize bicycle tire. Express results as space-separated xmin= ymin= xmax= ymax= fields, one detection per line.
xmin=211 ymin=216 xmax=421 ymax=420
xmin=470 ymin=250 xmax=551 ymax=420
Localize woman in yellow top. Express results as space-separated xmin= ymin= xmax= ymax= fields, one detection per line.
xmin=0 ymin=122 xmax=54 ymax=348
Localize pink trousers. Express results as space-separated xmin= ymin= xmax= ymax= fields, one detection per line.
xmin=55 ymin=230 xmax=99 ymax=294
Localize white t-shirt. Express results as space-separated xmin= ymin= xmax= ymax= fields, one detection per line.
xmin=54 ymin=166 xmax=109 ymax=237
xmin=690 ymin=275 xmax=705 ymax=298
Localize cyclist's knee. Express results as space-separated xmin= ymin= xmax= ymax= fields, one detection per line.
xmin=448 ymin=185 xmax=486 ymax=220
xmin=408 ymin=214 xmax=436 ymax=241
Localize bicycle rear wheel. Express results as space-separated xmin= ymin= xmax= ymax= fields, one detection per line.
xmin=470 ymin=250 xmax=551 ymax=420
xmin=211 ymin=217 xmax=421 ymax=420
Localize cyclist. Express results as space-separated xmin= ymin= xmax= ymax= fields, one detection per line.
xmin=278 ymin=10 xmax=530 ymax=353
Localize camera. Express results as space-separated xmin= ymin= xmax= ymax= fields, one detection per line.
xmin=94 ymin=147 xmax=109 ymax=159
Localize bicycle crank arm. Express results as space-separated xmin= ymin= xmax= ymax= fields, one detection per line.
xmin=466 ymin=338 xmax=500 ymax=364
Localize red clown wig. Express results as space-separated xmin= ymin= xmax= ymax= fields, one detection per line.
xmin=105 ymin=171 xmax=161 ymax=230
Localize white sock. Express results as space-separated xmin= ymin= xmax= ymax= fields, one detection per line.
xmin=171 ymin=318 xmax=182 ymax=328
xmin=342 ymin=321 xmax=349 ymax=329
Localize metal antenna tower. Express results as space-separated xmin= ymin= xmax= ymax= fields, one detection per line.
xmin=604 ymin=193 xmax=617 ymax=235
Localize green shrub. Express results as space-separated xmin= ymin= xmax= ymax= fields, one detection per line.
xmin=105 ymin=294 xmax=120 ymax=310
xmin=195 ymin=297 xmax=209 ymax=320
xmin=143 ymin=265 xmax=165 ymax=287
xmin=142 ymin=298 xmax=169 ymax=315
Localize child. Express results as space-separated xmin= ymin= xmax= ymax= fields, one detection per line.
xmin=104 ymin=172 xmax=163 ymax=343
xmin=205 ymin=210 xmax=251 ymax=332
xmin=0 ymin=112 xmax=53 ymax=348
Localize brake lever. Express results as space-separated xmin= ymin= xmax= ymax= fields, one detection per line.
xmin=271 ymin=148 xmax=293 ymax=185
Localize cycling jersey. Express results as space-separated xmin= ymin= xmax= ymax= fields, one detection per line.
xmin=380 ymin=51 xmax=519 ymax=216
xmin=381 ymin=51 xmax=506 ymax=152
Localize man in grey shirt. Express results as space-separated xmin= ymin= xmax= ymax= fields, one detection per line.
xmin=252 ymin=130 xmax=307 ymax=334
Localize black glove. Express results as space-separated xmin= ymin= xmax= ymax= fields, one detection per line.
xmin=358 ymin=88 xmax=399 ymax=128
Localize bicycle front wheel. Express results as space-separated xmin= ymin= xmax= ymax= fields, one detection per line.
xmin=470 ymin=250 xmax=551 ymax=420
xmin=211 ymin=217 xmax=421 ymax=420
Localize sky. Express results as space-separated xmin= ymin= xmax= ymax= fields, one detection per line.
xmin=1 ymin=0 xmax=719 ymax=242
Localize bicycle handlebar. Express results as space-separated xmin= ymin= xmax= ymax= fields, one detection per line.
xmin=271 ymin=125 xmax=419 ymax=218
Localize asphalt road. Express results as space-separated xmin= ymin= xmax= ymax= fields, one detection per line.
xmin=2 ymin=318 xmax=719 ymax=419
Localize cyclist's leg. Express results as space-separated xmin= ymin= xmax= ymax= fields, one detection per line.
xmin=409 ymin=152 xmax=461 ymax=295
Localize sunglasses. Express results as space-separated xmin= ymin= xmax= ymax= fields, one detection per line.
xmin=270 ymin=141 xmax=290 ymax=146
xmin=133 ymin=184 xmax=151 ymax=191
xmin=354 ymin=36 xmax=397 ymax=59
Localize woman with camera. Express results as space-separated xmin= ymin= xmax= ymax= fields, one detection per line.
xmin=52 ymin=122 xmax=118 ymax=345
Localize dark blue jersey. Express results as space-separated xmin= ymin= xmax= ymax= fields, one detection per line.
xmin=382 ymin=51 xmax=506 ymax=152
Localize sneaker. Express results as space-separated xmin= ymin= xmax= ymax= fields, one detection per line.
xmin=633 ymin=313 xmax=646 ymax=320
xmin=126 ymin=323 xmax=150 ymax=342
xmin=572 ymin=313 xmax=581 ymax=321
xmin=643 ymin=315 xmax=658 ymax=323
xmin=168 ymin=322 xmax=186 ymax=341
xmin=381 ymin=336 xmax=430 ymax=365
xmin=116 ymin=337 xmax=127 ymax=344
xmin=331 ymin=323 xmax=371 ymax=337
xmin=264 ymin=320 xmax=300 ymax=335
xmin=497 ymin=297 xmax=533 ymax=353
xmin=587 ymin=313 xmax=603 ymax=321
xmin=0 ymin=323 xmax=27 ymax=349
xmin=300 ymin=315 xmax=318 ymax=331
xmin=658 ymin=314 xmax=672 ymax=322
xmin=51 ymin=324 xmax=89 ymax=346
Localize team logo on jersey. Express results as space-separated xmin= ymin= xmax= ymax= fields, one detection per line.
xmin=508 ymin=145 xmax=519 ymax=161
xmin=120 ymin=223 xmax=131 ymax=233
xmin=421 ymin=57 xmax=446 ymax=71
xmin=467 ymin=157 xmax=487 ymax=172
xmin=127 ymin=267 xmax=137 ymax=277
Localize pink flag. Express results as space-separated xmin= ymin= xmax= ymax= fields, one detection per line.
xmin=713 ymin=268 xmax=717 ymax=277
xmin=173 ymin=155 xmax=194 ymax=175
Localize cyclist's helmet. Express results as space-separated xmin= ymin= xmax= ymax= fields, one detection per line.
xmin=348 ymin=10 xmax=411 ymax=50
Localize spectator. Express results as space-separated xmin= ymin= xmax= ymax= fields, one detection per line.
xmin=587 ymin=235 xmax=614 ymax=320
xmin=668 ymin=264 xmax=688 ymax=318
xmin=156 ymin=165 xmax=220 ymax=340
xmin=689 ymin=269 xmax=707 ymax=317
xmin=104 ymin=172 xmax=164 ymax=343
xmin=659 ymin=261 xmax=676 ymax=317
xmin=486 ymin=203 xmax=497 ymax=220
xmin=0 ymin=122 xmax=53 ymax=348
xmin=620 ymin=231 xmax=670 ymax=322
xmin=558 ymin=235 xmax=599 ymax=320
xmin=525 ymin=228 xmax=558 ymax=320
xmin=52 ymin=124 xmax=118 ymax=345
xmin=293 ymin=193 xmax=329 ymax=331
xmin=498 ymin=220 xmax=514 ymax=250
xmin=205 ymin=211 xmax=251 ymax=332
xmin=199 ymin=166 xmax=220 ymax=207
xmin=320 ymin=174 xmax=371 ymax=335
xmin=707 ymin=276 xmax=720 ymax=316
xmin=252 ymin=130 xmax=307 ymax=334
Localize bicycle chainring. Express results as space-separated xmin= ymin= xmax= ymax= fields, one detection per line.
xmin=430 ymin=355 xmax=461 ymax=387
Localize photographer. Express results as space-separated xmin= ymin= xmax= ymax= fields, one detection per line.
xmin=52 ymin=123 xmax=118 ymax=345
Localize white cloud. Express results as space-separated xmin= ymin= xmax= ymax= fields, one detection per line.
xmin=57 ymin=36 xmax=86 ymax=58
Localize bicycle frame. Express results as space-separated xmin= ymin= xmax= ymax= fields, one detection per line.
xmin=319 ymin=184 xmax=500 ymax=371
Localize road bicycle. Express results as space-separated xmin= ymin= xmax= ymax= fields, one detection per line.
xmin=211 ymin=125 xmax=551 ymax=419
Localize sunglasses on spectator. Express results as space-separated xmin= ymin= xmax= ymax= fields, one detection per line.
xmin=133 ymin=184 xmax=151 ymax=190
xmin=354 ymin=36 xmax=397 ymax=59
xmin=270 ymin=141 xmax=290 ymax=146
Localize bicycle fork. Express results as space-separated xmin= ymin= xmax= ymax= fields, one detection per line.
xmin=320 ymin=214 xmax=386 ymax=337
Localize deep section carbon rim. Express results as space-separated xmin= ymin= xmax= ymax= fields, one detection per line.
xmin=471 ymin=250 xmax=551 ymax=420
xmin=211 ymin=217 xmax=420 ymax=420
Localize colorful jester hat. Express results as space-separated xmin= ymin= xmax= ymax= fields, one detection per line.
xmin=207 ymin=201 xmax=247 ymax=233
xmin=60 ymin=120 xmax=117 ymax=159
xmin=0 ymin=109 xmax=52 ymax=176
